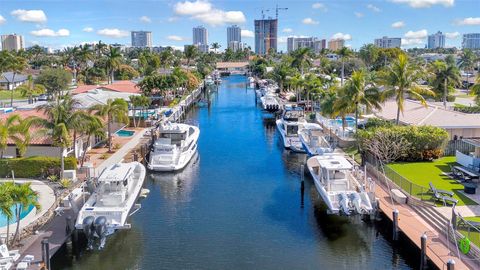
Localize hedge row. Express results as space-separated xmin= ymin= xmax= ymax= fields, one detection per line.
xmin=0 ymin=156 xmax=77 ymax=178
xmin=453 ymin=104 xmax=480 ymax=114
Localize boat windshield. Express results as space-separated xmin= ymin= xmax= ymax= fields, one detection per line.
xmin=283 ymin=110 xmax=304 ymax=121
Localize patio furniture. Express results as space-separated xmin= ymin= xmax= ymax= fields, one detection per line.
xmin=391 ymin=189 xmax=407 ymax=204
xmin=0 ymin=258 xmax=12 ymax=270
xmin=454 ymin=165 xmax=480 ymax=180
xmin=429 ymin=182 xmax=458 ymax=206
xmin=457 ymin=212 xmax=480 ymax=229
xmin=450 ymin=165 xmax=463 ymax=180
xmin=15 ymin=262 xmax=27 ymax=270
xmin=0 ymin=245 xmax=20 ymax=262
xmin=464 ymin=183 xmax=477 ymax=194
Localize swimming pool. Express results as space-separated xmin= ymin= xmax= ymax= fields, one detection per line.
xmin=116 ymin=130 xmax=135 ymax=137
xmin=0 ymin=203 xmax=35 ymax=227
xmin=329 ymin=116 xmax=357 ymax=128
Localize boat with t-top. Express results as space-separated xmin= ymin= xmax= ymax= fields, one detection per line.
xmin=299 ymin=123 xmax=333 ymax=156
xmin=148 ymin=122 xmax=200 ymax=171
xmin=306 ymin=155 xmax=374 ymax=215
xmin=75 ymin=162 xmax=146 ymax=249
xmin=276 ymin=105 xmax=306 ymax=152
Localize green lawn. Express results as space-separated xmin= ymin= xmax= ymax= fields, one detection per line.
xmin=0 ymin=90 xmax=25 ymax=101
xmin=458 ymin=216 xmax=480 ymax=249
xmin=387 ymin=156 xmax=478 ymax=206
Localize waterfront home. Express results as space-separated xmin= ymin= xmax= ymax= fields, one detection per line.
xmin=375 ymin=99 xmax=480 ymax=139
xmin=71 ymin=80 xmax=141 ymax=95
xmin=0 ymin=72 xmax=28 ymax=90
xmin=216 ymin=62 xmax=249 ymax=75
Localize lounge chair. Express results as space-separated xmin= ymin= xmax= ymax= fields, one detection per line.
xmin=429 ymin=182 xmax=458 ymax=206
xmin=0 ymin=245 xmax=19 ymax=262
xmin=456 ymin=212 xmax=480 ymax=229
xmin=0 ymin=258 xmax=13 ymax=270
xmin=450 ymin=165 xmax=463 ymax=180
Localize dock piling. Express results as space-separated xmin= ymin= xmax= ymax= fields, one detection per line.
xmin=42 ymin=239 xmax=50 ymax=270
xmin=447 ymin=259 xmax=455 ymax=270
xmin=300 ymin=165 xmax=305 ymax=208
xmin=392 ymin=209 xmax=399 ymax=241
xmin=420 ymin=233 xmax=427 ymax=269
xmin=66 ymin=216 xmax=72 ymax=236
xmin=451 ymin=207 xmax=457 ymax=230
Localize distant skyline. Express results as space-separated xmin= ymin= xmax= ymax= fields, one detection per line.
xmin=0 ymin=0 xmax=479 ymax=51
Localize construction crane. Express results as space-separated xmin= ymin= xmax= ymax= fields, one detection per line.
xmin=275 ymin=4 xmax=288 ymax=19
xmin=261 ymin=9 xmax=270 ymax=19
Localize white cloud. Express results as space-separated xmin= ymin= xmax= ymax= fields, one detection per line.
xmin=167 ymin=35 xmax=184 ymax=41
xmin=404 ymin=29 xmax=428 ymax=39
xmin=445 ymin=32 xmax=460 ymax=39
xmin=312 ymin=3 xmax=327 ymax=11
xmin=282 ymin=28 xmax=293 ymax=33
xmin=173 ymin=0 xmax=245 ymax=26
xmin=167 ymin=17 xmax=178 ymax=22
xmin=30 ymin=28 xmax=70 ymax=37
xmin=367 ymin=4 xmax=381 ymax=12
xmin=0 ymin=15 xmax=5 ymax=25
xmin=354 ymin=12 xmax=364 ymax=18
xmin=174 ymin=0 xmax=212 ymax=15
xmin=11 ymin=9 xmax=47 ymax=23
xmin=97 ymin=28 xmax=129 ymax=38
xmin=302 ymin=17 xmax=319 ymax=25
xmin=241 ymin=29 xmax=254 ymax=38
xmin=140 ymin=16 xmax=151 ymax=23
xmin=401 ymin=38 xmax=424 ymax=46
xmin=391 ymin=21 xmax=405 ymax=28
xmin=83 ymin=27 xmax=94 ymax=32
xmin=390 ymin=0 xmax=454 ymax=8
xmin=278 ymin=36 xmax=288 ymax=44
xmin=455 ymin=17 xmax=480 ymax=26
xmin=331 ymin=33 xmax=352 ymax=40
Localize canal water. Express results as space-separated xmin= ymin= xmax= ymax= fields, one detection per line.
xmin=53 ymin=75 xmax=419 ymax=270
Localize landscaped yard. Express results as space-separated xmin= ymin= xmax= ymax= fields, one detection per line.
xmin=0 ymin=90 xmax=25 ymax=101
xmin=386 ymin=156 xmax=478 ymax=206
xmin=458 ymin=216 xmax=480 ymax=249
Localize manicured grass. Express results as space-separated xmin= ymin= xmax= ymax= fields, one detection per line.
xmin=0 ymin=90 xmax=25 ymax=101
xmin=458 ymin=216 xmax=480 ymax=249
xmin=387 ymin=156 xmax=478 ymax=206
xmin=344 ymin=145 xmax=361 ymax=164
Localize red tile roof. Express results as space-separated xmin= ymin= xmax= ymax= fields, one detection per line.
xmin=101 ymin=80 xmax=141 ymax=94
xmin=72 ymin=85 xmax=99 ymax=95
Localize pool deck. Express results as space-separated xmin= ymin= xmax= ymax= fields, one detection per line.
xmin=0 ymin=180 xmax=55 ymax=236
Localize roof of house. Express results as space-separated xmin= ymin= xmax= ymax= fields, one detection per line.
xmin=374 ymin=99 xmax=480 ymax=129
xmin=216 ymin=62 xmax=249 ymax=69
xmin=73 ymin=89 xmax=139 ymax=108
xmin=100 ymin=80 xmax=141 ymax=94
xmin=0 ymin=72 xmax=28 ymax=83
xmin=0 ymin=110 xmax=52 ymax=145
xmin=71 ymin=84 xmax=99 ymax=95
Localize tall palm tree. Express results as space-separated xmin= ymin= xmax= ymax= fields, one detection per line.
xmin=105 ymin=47 xmax=123 ymax=84
xmin=429 ymin=60 xmax=462 ymax=108
xmin=359 ymin=44 xmax=379 ymax=70
xmin=89 ymin=98 xmax=129 ymax=152
xmin=184 ymin=45 xmax=198 ymax=66
xmin=0 ymin=114 xmax=21 ymax=158
xmin=336 ymin=70 xmax=382 ymax=133
xmin=10 ymin=183 xmax=40 ymax=245
xmin=4 ymin=53 xmax=28 ymax=107
xmin=76 ymin=44 xmax=94 ymax=83
xmin=95 ymin=41 xmax=108 ymax=58
xmin=80 ymin=115 xmax=105 ymax=167
xmin=16 ymin=75 xmax=46 ymax=104
xmin=291 ymin=48 xmax=313 ymax=75
xmin=0 ymin=183 xmax=14 ymax=247
xmin=470 ymin=74 xmax=480 ymax=106
xmin=211 ymin=42 xmax=221 ymax=53
xmin=10 ymin=116 xmax=43 ymax=157
xmin=129 ymin=95 xmax=140 ymax=127
xmin=380 ymin=54 xmax=435 ymax=124
xmin=459 ymin=49 xmax=477 ymax=88
xmin=337 ymin=47 xmax=353 ymax=86
xmin=38 ymin=96 xmax=88 ymax=179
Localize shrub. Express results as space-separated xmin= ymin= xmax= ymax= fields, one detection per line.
xmin=361 ymin=118 xmax=394 ymax=130
xmin=446 ymin=95 xmax=456 ymax=102
xmin=0 ymin=156 xmax=77 ymax=178
xmin=99 ymin=153 xmax=110 ymax=160
xmin=60 ymin=178 xmax=71 ymax=188
xmin=47 ymin=175 xmax=59 ymax=182
xmin=289 ymin=96 xmax=297 ymax=102
xmin=358 ymin=124 xmax=448 ymax=162
xmin=453 ymin=104 xmax=480 ymax=114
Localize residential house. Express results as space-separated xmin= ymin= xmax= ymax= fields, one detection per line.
xmin=0 ymin=72 xmax=28 ymax=90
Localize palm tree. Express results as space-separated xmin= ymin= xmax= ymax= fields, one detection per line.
xmin=337 ymin=70 xmax=382 ymax=133
xmin=459 ymin=49 xmax=476 ymax=88
xmin=89 ymin=98 xmax=129 ymax=152
xmin=105 ymin=47 xmax=123 ymax=84
xmin=10 ymin=116 xmax=42 ymax=157
xmin=10 ymin=183 xmax=40 ymax=245
xmin=16 ymin=75 xmax=46 ymax=104
xmin=184 ymin=45 xmax=198 ymax=66
xmin=0 ymin=183 xmax=14 ymax=246
xmin=470 ymin=74 xmax=480 ymax=106
xmin=211 ymin=42 xmax=221 ymax=53
xmin=359 ymin=44 xmax=379 ymax=70
xmin=0 ymin=114 xmax=20 ymax=158
xmin=291 ymin=48 xmax=313 ymax=75
xmin=4 ymin=53 xmax=28 ymax=107
xmin=380 ymin=54 xmax=435 ymax=124
xmin=38 ymin=96 xmax=88 ymax=179
xmin=429 ymin=60 xmax=462 ymax=108
xmin=337 ymin=47 xmax=353 ymax=86
xmin=76 ymin=44 xmax=94 ymax=83
xmin=95 ymin=41 xmax=108 ymax=58
xmin=80 ymin=115 xmax=105 ymax=167
xmin=129 ymin=95 xmax=140 ymax=127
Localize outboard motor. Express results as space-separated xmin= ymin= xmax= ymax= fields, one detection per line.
xmin=338 ymin=193 xmax=350 ymax=215
xmin=82 ymin=216 xmax=95 ymax=250
xmin=85 ymin=179 xmax=97 ymax=194
xmin=94 ymin=216 xmax=108 ymax=250
xmin=350 ymin=193 xmax=362 ymax=214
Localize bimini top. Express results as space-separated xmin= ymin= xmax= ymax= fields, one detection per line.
xmin=314 ymin=155 xmax=352 ymax=170
xmin=99 ymin=163 xmax=133 ymax=182
xmin=159 ymin=122 xmax=187 ymax=133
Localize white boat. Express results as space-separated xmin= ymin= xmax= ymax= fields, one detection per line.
xmin=260 ymin=93 xmax=280 ymax=112
xmin=276 ymin=105 xmax=306 ymax=152
xmin=75 ymin=162 xmax=146 ymax=249
xmin=299 ymin=123 xmax=333 ymax=156
xmin=148 ymin=122 xmax=200 ymax=171
xmin=307 ymin=155 xmax=374 ymax=215
xmin=205 ymin=75 xmax=214 ymax=85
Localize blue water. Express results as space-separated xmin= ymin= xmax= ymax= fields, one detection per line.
xmin=330 ymin=117 xmax=356 ymax=128
xmin=0 ymin=204 xmax=35 ymax=227
xmin=116 ymin=130 xmax=135 ymax=137
xmin=53 ymin=75 xmax=419 ymax=269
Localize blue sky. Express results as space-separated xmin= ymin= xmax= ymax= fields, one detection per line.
xmin=0 ymin=0 xmax=479 ymax=51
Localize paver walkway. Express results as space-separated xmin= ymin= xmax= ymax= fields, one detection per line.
xmin=437 ymin=205 xmax=480 ymax=219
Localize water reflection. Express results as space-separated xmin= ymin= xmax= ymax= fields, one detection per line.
xmin=149 ymin=152 xmax=200 ymax=203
